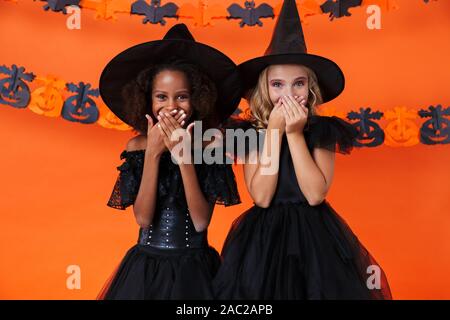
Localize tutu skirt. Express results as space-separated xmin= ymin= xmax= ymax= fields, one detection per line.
xmin=213 ymin=201 xmax=392 ymax=300
xmin=98 ymin=245 xmax=221 ymax=300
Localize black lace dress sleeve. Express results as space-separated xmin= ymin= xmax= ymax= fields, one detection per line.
xmin=107 ymin=150 xmax=144 ymax=210
xmin=197 ymin=158 xmax=242 ymax=207
xmin=221 ymin=115 xmax=262 ymax=162
xmin=304 ymin=115 xmax=359 ymax=155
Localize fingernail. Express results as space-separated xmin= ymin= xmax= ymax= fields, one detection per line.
xmin=157 ymin=115 xmax=161 ymax=120
xmin=181 ymin=120 xmax=185 ymax=126
xmin=157 ymin=124 xmax=160 ymax=128
xmin=164 ymin=112 xmax=169 ymax=116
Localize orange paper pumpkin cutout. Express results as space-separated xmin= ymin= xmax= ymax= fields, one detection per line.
xmin=178 ymin=0 xmax=227 ymax=27
xmin=274 ymin=0 xmax=322 ymax=23
xmin=29 ymin=75 xmax=66 ymax=117
xmin=80 ymin=0 xmax=132 ymax=20
xmin=97 ymin=102 xmax=132 ymax=131
xmin=362 ymin=0 xmax=399 ymax=12
xmin=384 ymin=106 xmax=420 ymax=147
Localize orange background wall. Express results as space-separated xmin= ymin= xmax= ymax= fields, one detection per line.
xmin=0 ymin=0 xmax=449 ymax=299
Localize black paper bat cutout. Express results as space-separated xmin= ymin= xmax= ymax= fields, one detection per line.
xmin=320 ymin=0 xmax=362 ymax=21
xmin=227 ymin=1 xmax=274 ymax=27
xmin=131 ymin=0 xmax=178 ymax=25
xmin=40 ymin=0 xmax=81 ymax=14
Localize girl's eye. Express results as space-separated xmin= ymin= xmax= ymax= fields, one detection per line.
xmin=177 ymin=95 xmax=189 ymax=100
xmin=155 ymin=94 xmax=166 ymax=100
xmin=271 ymin=82 xmax=282 ymax=88
xmin=294 ymin=81 xmax=305 ymax=87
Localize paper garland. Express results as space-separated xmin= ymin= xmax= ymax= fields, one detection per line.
xmin=1 ymin=63 xmax=448 ymax=146
xmin=0 ymin=0 xmax=437 ymax=27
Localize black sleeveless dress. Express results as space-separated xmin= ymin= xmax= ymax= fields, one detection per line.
xmin=98 ymin=150 xmax=241 ymax=300
xmin=213 ymin=115 xmax=393 ymax=300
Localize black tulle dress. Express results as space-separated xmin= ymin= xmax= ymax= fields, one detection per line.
xmin=98 ymin=149 xmax=241 ymax=300
xmin=213 ymin=115 xmax=393 ymax=300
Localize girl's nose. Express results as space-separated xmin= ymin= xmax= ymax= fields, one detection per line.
xmin=166 ymin=99 xmax=177 ymax=110
xmin=282 ymin=88 xmax=293 ymax=96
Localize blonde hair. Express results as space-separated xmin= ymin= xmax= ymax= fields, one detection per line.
xmin=247 ymin=65 xmax=323 ymax=130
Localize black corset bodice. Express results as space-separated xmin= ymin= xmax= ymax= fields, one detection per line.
xmin=137 ymin=198 xmax=208 ymax=249
xmin=107 ymin=149 xmax=241 ymax=249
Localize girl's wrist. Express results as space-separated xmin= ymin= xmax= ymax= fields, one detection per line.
xmin=145 ymin=149 xmax=162 ymax=161
xmin=178 ymin=157 xmax=194 ymax=169
xmin=267 ymin=123 xmax=285 ymax=135
xmin=286 ymin=130 xmax=304 ymax=138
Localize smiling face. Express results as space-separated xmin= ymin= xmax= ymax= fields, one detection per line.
xmin=151 ymin=70 xmax=193 ymax=125
xmin=267 ymin=64 xmax=309 ymax=106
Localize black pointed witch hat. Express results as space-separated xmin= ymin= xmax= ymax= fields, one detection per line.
xmin=238 ymin=0 xmax=345 ymax=103
xmin=99 ymin=23 xmax=242 ymax=129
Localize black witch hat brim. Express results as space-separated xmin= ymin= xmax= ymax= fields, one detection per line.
xmin=238 ymin=52 xmax=345 ymax=103
xmin=99 ymin=34 xmax=242 ymax=129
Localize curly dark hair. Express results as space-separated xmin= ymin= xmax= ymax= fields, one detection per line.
xmin=121 ymin=60 xmax=219 ymax=135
